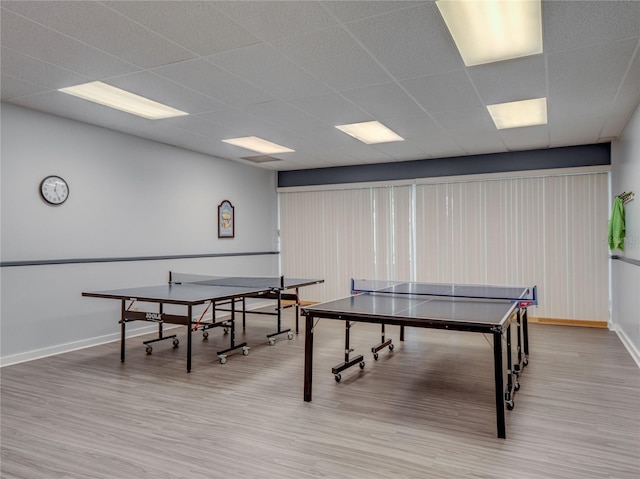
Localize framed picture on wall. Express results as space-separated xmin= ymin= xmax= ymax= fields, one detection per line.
xmin=218 ymin=200 xmax=234 ymax=238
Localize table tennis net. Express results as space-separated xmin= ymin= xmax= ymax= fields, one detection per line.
xmin=170 ymin=272 xmax=284 ymax=289
xmin=351 ymin=279 xmax=536 ymax=304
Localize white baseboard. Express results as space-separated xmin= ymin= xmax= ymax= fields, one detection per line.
xmin=614 ymin=326 xmax=640 ymax=368
xmin=0 ymin=323 xmax=169 ymax=368
xmin=0 ymin=300 xmax=274 ymax=368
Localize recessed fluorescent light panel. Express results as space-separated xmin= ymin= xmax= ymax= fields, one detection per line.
xmin=436 ymin=0 xmax=543 ymax=66
xmin=222 ymin=136 xmax=294 ymax=155
xmin=487 ymin=97 xmax=547 ymax=129
xmin=335 ymin=121 xmax=404 ymax=144
xmin=58 ymin=81 xmax=188 ymax=119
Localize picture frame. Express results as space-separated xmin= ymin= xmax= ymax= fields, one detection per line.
xmin=218 ymin=200 xmax=234 ymax=238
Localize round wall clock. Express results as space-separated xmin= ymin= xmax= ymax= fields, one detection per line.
xmin=40 ymin=175 xmax=69 ymax=205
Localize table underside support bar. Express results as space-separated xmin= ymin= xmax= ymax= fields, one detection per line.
xmin=331 ymin=320 xmax=364 ymax=381
xmin=371 ymin=323 xmax=394 ymax=360
xmin=215 ymin=292 xmax=299 ymax=344
xmin=142 ymin=303 xmax=178 ymax=352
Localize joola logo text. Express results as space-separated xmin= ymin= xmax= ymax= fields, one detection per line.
xmin=145 ymin=313 xmax=163 ymax=321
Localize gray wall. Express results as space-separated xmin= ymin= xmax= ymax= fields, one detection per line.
xmin=1 ymin=103 xmax=278 ymax=365
xmin=611 ymin=103 xmax=640 ymax=365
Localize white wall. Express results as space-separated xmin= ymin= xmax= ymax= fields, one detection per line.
xmin=0 ymin=103 xmax=279 ymax=365
xmin=611 ymin=104 xmax=640 ymax=366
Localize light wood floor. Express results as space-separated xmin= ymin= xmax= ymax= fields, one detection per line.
xmin=2 ymin=309 xmax=639 ymax=479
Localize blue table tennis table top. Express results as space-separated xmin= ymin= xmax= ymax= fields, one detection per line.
xmin=82 ymin=275 xmax=323 ymax=305
xmin=302 ymin=280 xmax=536 ymax=329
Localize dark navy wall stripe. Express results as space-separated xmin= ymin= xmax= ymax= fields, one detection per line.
xmin=1 ymin=251 xmax=279 ymax=267
xmin=278 ymin=143 xmax=611 ymax=188
xmin=611 ymin=255 xmax=640 ymax=267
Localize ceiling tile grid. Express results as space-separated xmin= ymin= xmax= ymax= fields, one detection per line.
xmin=1 ymin=1 xmax=638 ymax=171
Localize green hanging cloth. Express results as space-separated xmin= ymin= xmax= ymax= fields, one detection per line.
xmin=608 ymin=197 xmax=626 ymax=251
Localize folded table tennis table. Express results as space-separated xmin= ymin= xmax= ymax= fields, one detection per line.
xmin=301 ymin=280 xmax=537 ymax=439
xmin=82 ymin=272 xmax=323 ymax=372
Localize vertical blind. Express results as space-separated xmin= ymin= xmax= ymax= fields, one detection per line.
xmin=279 ymin=172 xmax=609 ymax=321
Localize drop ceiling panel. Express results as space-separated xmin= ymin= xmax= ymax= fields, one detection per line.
xmin=151 ymin=58 xmax=275 ymax=107
xmin=431 ymin=107 xmax=497 ymax=136
xmin=215 ymin=0 xmax=337 ymax=41
xmin=340 ymin=82 xmax=425 ymax=120
xmin=0 ymin=9 xmax=138 ymax=79
xmin=208 ymin=43 xmax=332 ymax=100
xmin=198 ymin=108 xmax=285 ymax=134
xmin=1 ymin=47 xmax=91 ymax=90
xmin=543 ymin=0 xmax=640 ymax=53
xmin=401 ymin=70 xmax=483 ymax=114
xmin=371 ymin=141 xmax=428 ymax=162
xmin=549 ymin=117 xmax=606 ymax=146
xmin=548 ymin=86 xmax=618 ymax=124
xmin=273 ymin=25 xmax=393 ymax=91
xmin=103 ymin=1 xmax=260 ymax=56
xmin=611 ymin=84 xmax=640 ymax=118
xmin=346 ymin=3 xmax=463 ymax=80
xmin=163 ymin=115 xmax=237 ymax=140
xmin=384 ymin=114 xmax=466 ymax=158
xmin=332 ymin=147 xmax=393 ymax=164
xmin=602 ymin=115 xmax=634 ymax=139
xmin=242 ymin=101 xmax=328 ymax=134
xmin=468 ymin=55 xmax=547 ymax=104
xmin=1 ymin=74 xmax=44 ymax=99
xmin=2 ymin=1 xmax=195 ymax=69
xmin=321 ymin=1 xmax=426 ymax=23
xmin=290 ymin=92 xmax=372 ymax=126
xmin=624 ymin=48 xmax=640 ymax=85
xmin=548 ymin=39 xmax=638 ymax=96
xmin=499 ymin=126 xmax=550 ymax=152
xmin=455 ymin=133 xmax=507 ymax=156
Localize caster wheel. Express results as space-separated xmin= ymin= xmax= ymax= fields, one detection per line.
xmin=514 ymin=381 xmax=520 ymax=391
xmin=506 ymin=400 xmax=514 ymax=410
xmin=145 ymin=346 xmax=152 ymax=354
xmin=269 ymin=338 xmax=276 ymax=346
xmin=359 ymin=361 xmax=365 ymax=369
xmin=523 ymin=358 xmax=529 ymax=366
xmin=223 ymin=328 xmax=229 ymax=335
xmin=219 ymin=356 xmax=227 ymax=364
xmin=242 ymin=347 xmax=250 ymax=356
xmin=373 ymin=352 xmax=379 ymax=361
xmin=287 ymin=332 xmax=294 ymax=340
xmin=203 ymin=331 xmax=209 ymax=340
xmin=334 ymin=374 xmax=342 ymax=382
xmin=389 ymin=343 xmax=395 ymax=351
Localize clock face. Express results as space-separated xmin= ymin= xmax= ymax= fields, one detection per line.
xmin=40 ymin=176 xmax=69 ymax=205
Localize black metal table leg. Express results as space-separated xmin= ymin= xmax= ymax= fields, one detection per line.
xmin=522 ymin=308 xmax=530 ymax=360
xmin=304 ymin=314 xmax=314 ymax=402
xmin=120 ymin=299 xmax=126 ymax=362
xmin=493 ymin=330 xmax=506 ymax=439
xmin=187 ymin=304 xmax=192 ymax=372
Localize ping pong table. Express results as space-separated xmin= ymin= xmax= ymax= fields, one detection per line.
xmin=301 ymin=280 xmax=537 ymax=439
xmin=82 ymin=272 xmax=323 ymax=372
